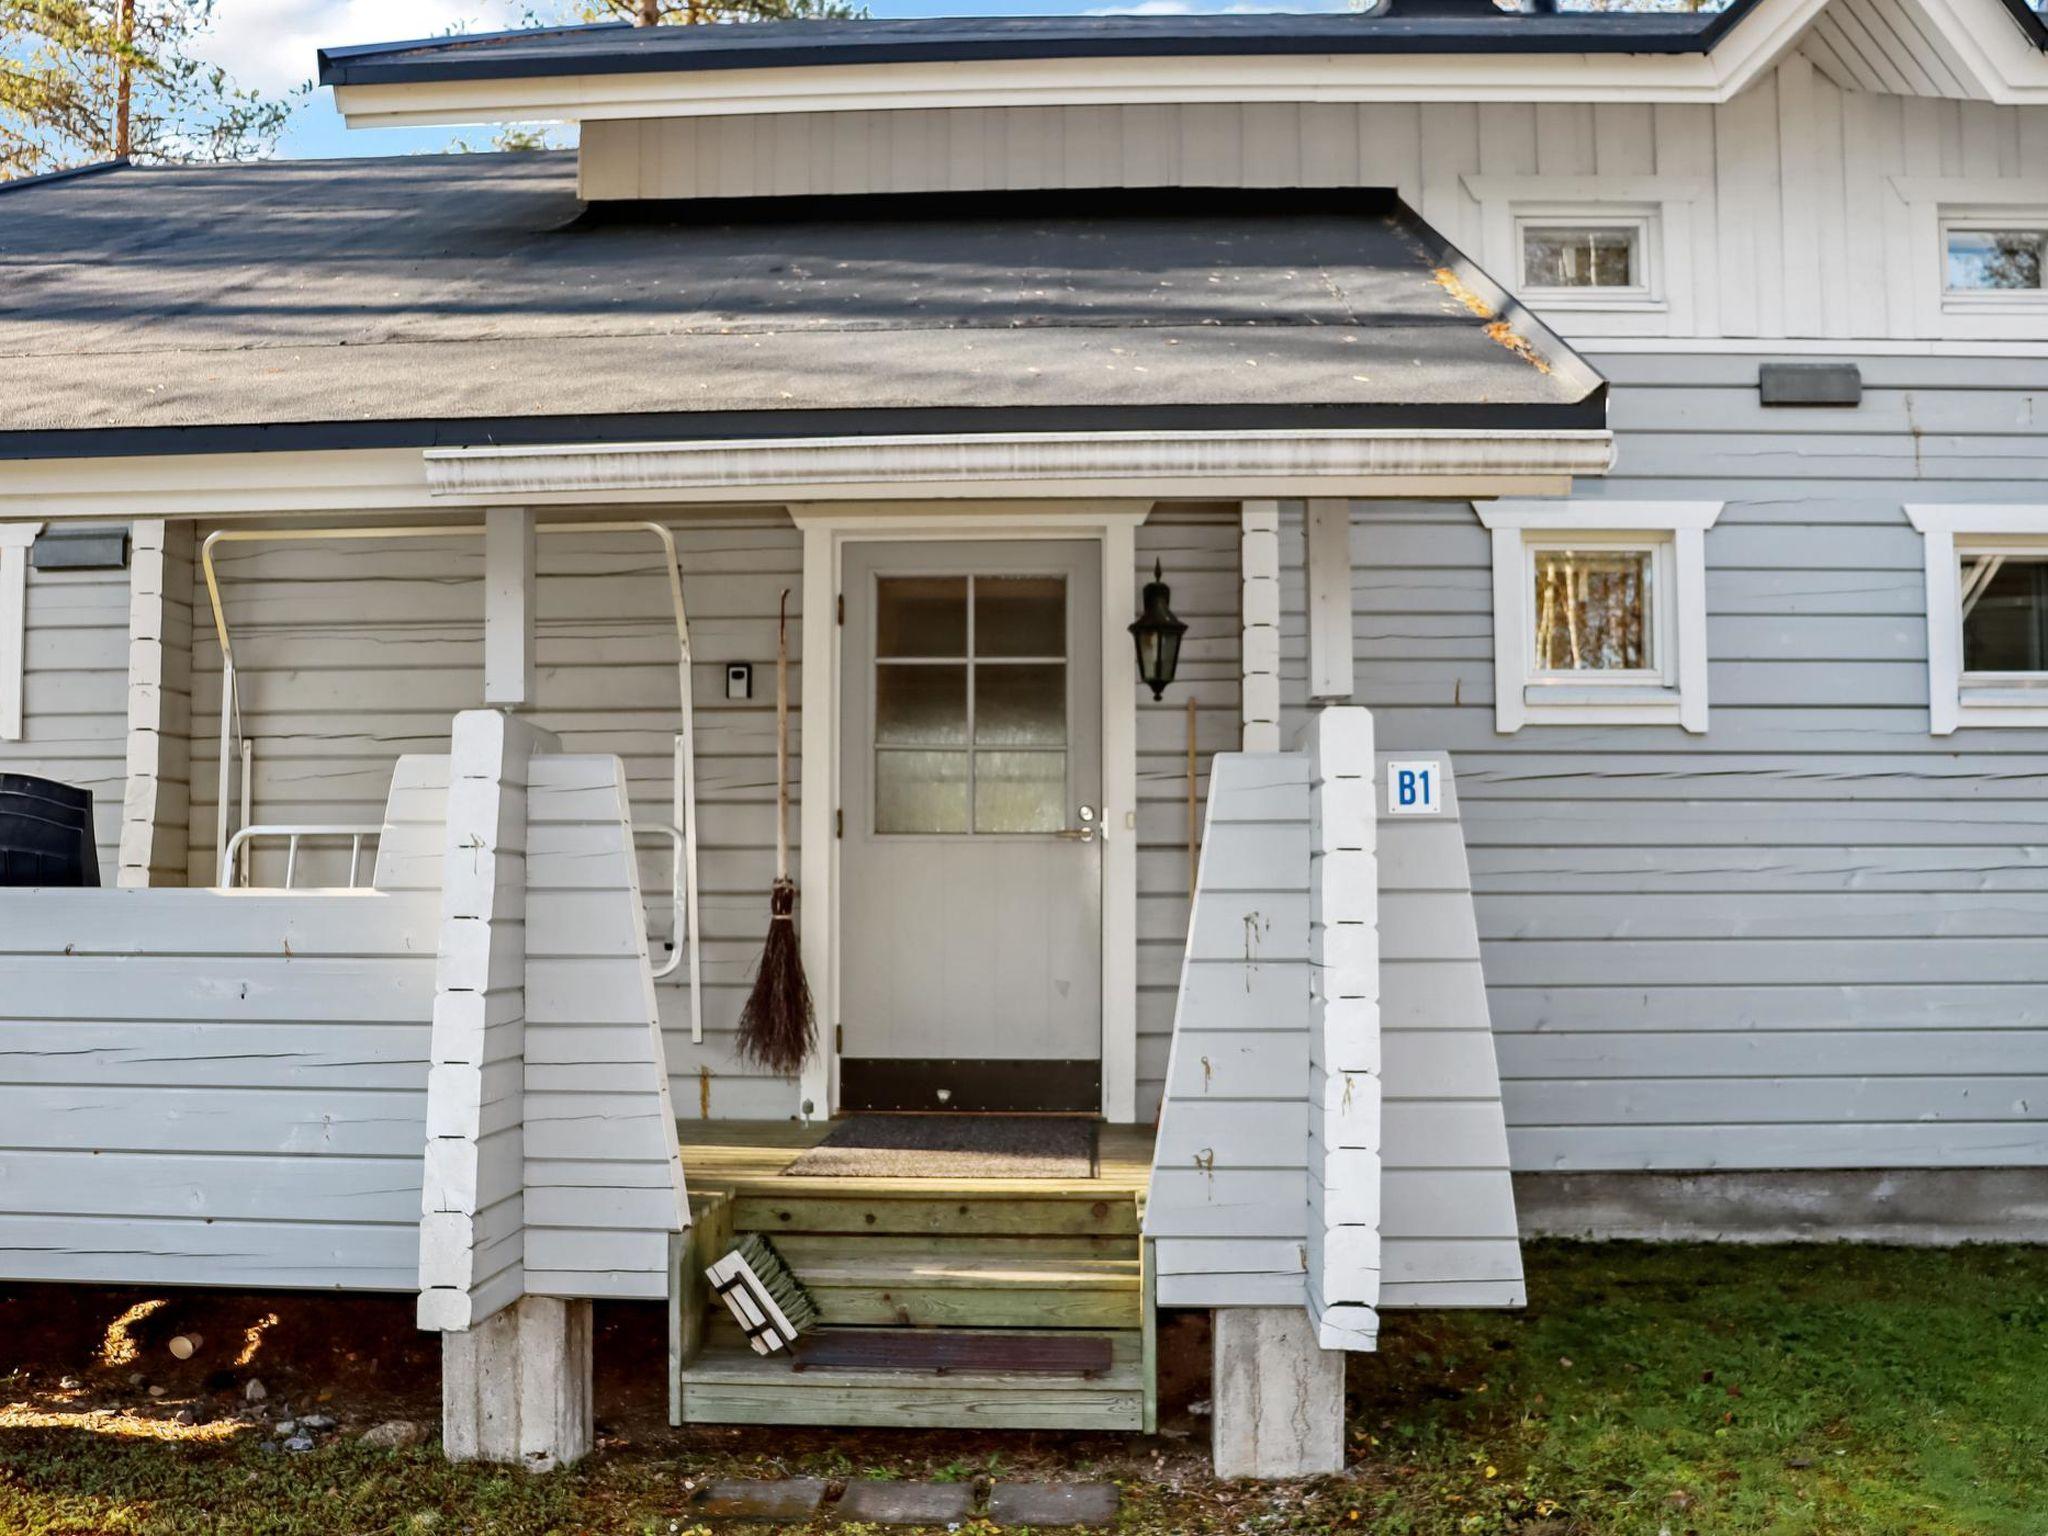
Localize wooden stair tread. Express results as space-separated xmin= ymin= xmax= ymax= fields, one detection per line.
xmin=684 ymin=1324 xmax=1142 ymax=1391
xmin=794 ymin=1255 xmax=1139 ymax=1291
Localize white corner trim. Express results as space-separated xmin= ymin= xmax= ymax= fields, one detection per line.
xmin=1240 ymin=501 xmax=1283 ymax=753
xmin=1479 ymin=500 xmax=1722 ymax=736
xmin=423 ymin=430 xmax=1614 ymax=504
xmin=0 ymin=523 xmax=43 ymax=743
xmin=1906 ymin=503 xmax=2048 ymax=736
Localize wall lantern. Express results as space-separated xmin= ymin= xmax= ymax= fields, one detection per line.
xmin=1128 ymin=560 xmax=1189 ymax=701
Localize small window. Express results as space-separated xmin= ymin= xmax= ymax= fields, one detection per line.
xmin=1521 ymin=223 xmax=1642 ymax=292
xmin=1945 ymin=228 xmax=2046 ymax=293
xmin=1960 ymin=552 xmax=2048 ymax=676
xmin=1905 ymin=507 xmax=2048 ymax=734
xmin=1530 ymin=545 xmax=1658 ymax=675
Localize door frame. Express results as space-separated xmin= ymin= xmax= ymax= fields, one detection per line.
xmin=789 ymin=500 xmax=1150 ymax=1124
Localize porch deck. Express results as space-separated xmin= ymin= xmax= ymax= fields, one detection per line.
xmin=670 ymin=1120 xmax=1158 ymax=1431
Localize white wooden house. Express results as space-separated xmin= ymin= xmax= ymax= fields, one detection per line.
xmin=2 ymin=0 xmax=2047 ymax=1476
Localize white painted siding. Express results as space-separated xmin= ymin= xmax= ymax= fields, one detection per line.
xmin=1 ymin=535 xmax=131 ymax=881
xmin=0 ymin=887 xmax=439 ymax=1289
xmin=1277 ymin=352 xmax=2048 ymax=1176
xmin=578 ymin=65 xmax=2048 ymax=344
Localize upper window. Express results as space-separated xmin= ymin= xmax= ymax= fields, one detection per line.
xmin=1520 ymin=222 xmax=1646 ymax=295
xmin=1906 ymin=507 xmax=2048 ymax=734
xmin=1944 ymin=225 xmax=2046 ymax=294
xmin=1478 ymin=501 xmax=1720 ymax=735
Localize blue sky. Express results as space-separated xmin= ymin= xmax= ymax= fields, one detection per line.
xmin=201 ymin=0 xmax=1354 ymax=161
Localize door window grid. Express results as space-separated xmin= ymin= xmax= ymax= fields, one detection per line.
xmin=873 ymin=574 xmax=1068 ymax=835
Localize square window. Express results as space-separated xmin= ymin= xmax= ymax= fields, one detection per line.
xmin=1521 ymin=223 xmax=1643 ymax=292
xmin=1960 ymin=553 xmax=2048 ymax=675
xmin=1945 ymin=229 xmax=2046 ymax=293
xmin=1530 ymin=546 xmax=1656 ymax=674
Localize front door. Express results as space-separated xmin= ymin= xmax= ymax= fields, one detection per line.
xmin=839 ymin=541 xmax=1103 ymax=1113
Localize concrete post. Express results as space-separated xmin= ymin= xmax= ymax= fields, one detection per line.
xmin=442 ymin=1295 xmax=593 ymax=1472
xmin=1211 ymin=1307 xmax=1346 ymax=1480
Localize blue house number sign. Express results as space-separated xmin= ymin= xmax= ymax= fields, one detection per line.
xmin=1387 ymin=760 xmax=1443 ymax=816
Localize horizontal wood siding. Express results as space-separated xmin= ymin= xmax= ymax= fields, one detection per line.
xmin=0 ymin=888 xmax=439 ymax=1288
xmin=1279 ymin=352 xmax=2048 ymax=1176
xmin=578 ymin=66 xmax=2048 ymax=343
xmin=3 ymin=539 xmax=131 ymax=881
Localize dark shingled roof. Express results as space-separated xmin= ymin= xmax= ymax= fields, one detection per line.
xmin=316 ymin=4 xmax=1762 ymax=86
xmin=0 ymin=153 xmax=1603 ymax=461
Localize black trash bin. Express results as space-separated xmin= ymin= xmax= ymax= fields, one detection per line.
xmin=0 ymin=774 xmax=100 ymax=887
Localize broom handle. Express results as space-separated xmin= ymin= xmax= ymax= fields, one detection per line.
xmin=776 ymin=589 xmax=791 ymax=884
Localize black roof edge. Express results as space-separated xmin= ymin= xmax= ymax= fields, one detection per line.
xmin=315 ymin=3 xmax=1765 ymax=88
xmin=0 ymin=158 xmax=130 ymax=196
xmin=1996 ymin=0 xmax=2048 ymax=49
xmin=0 ymin=399 xmax=1608 ymax=465
xmin=574 ymin=183 xmax=1405 ymax=225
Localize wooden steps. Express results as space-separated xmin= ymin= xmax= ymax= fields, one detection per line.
xmin=678 ymin=1323 xmax=1148 ymax=1430
xmin=671 ymin=1141 xmax=1157 ymax=1432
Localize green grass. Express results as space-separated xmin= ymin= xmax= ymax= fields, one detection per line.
xmin=4 ymin=1243 xmax=2047 ymax=1535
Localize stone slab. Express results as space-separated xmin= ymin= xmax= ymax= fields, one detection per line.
xmin=835 ymin=1481 xmax=978 ymax=1526
xmin=987 ymin=1483 xmax=1121 ymax=1528
xmin=686 ymin=1478 xmax=828 ymax=1522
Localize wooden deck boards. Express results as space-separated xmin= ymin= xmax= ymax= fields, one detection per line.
xmin=675 ymin=1120 xmax=1156 ymax=1202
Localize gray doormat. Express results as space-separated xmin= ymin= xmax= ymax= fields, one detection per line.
xmin=782 ymin=1115 xmax=1099 ymax=1179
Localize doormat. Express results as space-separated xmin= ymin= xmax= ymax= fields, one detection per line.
xmin=781 ymin=1115 xmax=1099 ymax=1180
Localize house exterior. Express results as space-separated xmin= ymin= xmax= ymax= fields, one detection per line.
xmin=2 ymin=0 xmax=2047 ymax=1477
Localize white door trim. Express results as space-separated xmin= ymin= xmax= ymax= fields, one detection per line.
xmin=789 ymin=500 xmax=1148 ymax=1123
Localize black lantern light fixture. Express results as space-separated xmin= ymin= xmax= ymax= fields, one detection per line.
xmin=1129 ymin=559 xmax=1189 ymax=701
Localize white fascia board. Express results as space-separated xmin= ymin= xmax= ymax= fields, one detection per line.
xmin=421 ymin=429 xmax=1617 ymax=504
xmin=331 ymin=0 xmax=1831 ymax=128
xmin=0 ymin=447 xmax=434 ymax=522
xmin=1904 ymin=0 xmax=2048 ymax=104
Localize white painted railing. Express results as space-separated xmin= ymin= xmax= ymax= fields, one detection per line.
xmin=220 ymin=824 xmax=383 ymax=890
xmin=637 ymin=823 xmax=687 ymax=982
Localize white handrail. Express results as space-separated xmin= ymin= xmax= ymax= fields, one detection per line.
xmin=220 ymin=824 xmax=382 ymax=890
xmin=637 ymin=824 xmax=688 ymax=981
xmin=200 ymin=520 xmax=705 ymax=1043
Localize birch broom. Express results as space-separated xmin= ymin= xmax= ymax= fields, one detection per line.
xmin=736 ymin=589 xmax=815 ymax=1075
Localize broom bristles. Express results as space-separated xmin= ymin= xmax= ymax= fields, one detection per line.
xmin=736 ymin=878 xmax=815 ymax=1075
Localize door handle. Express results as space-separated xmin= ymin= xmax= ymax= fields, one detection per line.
xmin=1056 ymin=805 xmax=1103 ymax=843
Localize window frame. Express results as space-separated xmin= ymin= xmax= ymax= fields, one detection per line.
xmin=0 ymin=523 xmax=40 ymax=743
xmin=1940 ymin=220 xmax=2048 ymax=302
xmin=1906 ymin=505 xmax=2048 ymax=734
xmin=1891 ymin=180 xmax=2048 ymax=338
xmin=1515 ymin=214 xmax=1656 ymax=305
xmin=1477 ymin=501 xmax=1721 ymax=735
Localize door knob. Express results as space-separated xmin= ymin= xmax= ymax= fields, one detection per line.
xmin=1056 ymin=804 xmax=1101 ymax=842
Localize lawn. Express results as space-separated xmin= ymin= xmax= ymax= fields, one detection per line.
xmin=3 ymin=1242 xmax=2045 ymax=1535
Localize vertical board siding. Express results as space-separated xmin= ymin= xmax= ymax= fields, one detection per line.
xmin=579 ymin=69 xmax=2048 ymax=343
xmin=0 ymin=888 xmax=439 ymax=1288
xmin=2 ymin=541 xmax=131 ymax=881
xmin=190 ymin=518 xmax=807 ymax=1120
xmin=1273 ymin=351 xmax=2048 ymax=1176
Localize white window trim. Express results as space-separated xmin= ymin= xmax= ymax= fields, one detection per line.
xmin=1890 ymin=179 xmax=2048 ymax=339
xmin=1462 ymin=175 xmax=1709 ymax=338
xmin=1905 ymin=504 xmax=2048 ymax=735
xmin=0 ymin=524 xmax=41 ymax=742
xmin=1477 ymin=500 xmax=1721 ymax=735
xmin=1513 ymin=211 xmax=1658 ymax=310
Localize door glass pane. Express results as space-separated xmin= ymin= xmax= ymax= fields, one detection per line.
xmin=1532 ymin=548 xmax=1653 ymax=672
xmin=976 ymin=663 xmax=1066 ymax=748
xmin=974 ymin=751 xmax=1065 ymax=833
xmin=877 ymin=576 xmax=967 ymax=658
xmin=975 ymin=576 xmax=1066 ymax=657
xmin=875 ymin=663 xmax=966 ymax=745
xmin=1962 ymin=556 xmax=2048 ymax=673
xmin=876 ymin=750 xmax=968 ymax=834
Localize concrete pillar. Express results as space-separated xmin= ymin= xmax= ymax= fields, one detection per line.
xmin=1211 ymin=1307 xmax=1346 ymax=1480
xmin=442 ymin=1296 xmax=593 ymax=1472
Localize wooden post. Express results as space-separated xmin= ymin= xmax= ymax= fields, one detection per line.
xmin=1185 ymin=697 xmax=1199 ymax=905
xmin=1239 ymin=503 xmax=1281 ymax=752
xmin=1304 ymin=500 xmax=1355 ymax=701
xmin=483 ymin=508 xmax=536 ymax=708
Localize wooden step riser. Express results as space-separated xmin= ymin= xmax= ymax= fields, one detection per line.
xmin=678 ymin=1384 xmax=1146 ymax=1431
xmin=808 ymin=1284 xmax=1140 ymax=1330
xmin=771 ymin=1233 xmax=1138 ymax=1262
xmin=734 ymin=1194 xmax=1140 ymax=1238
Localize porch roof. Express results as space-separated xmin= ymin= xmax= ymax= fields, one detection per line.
xmin=0 ymin=155 xmax=1604 ymax=462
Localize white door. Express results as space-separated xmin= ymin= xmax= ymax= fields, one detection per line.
xmin=839 ymin=541 xmax=1103 ymax=1113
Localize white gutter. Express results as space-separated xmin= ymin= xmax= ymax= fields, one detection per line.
xmin=422 ymin=427 xmax=1617 ymax=503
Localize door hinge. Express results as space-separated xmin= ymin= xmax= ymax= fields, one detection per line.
xmin=836 ymin=592 xmax=844 ymax=626
xmin=835 ymin=808 xmax=844 ymax=839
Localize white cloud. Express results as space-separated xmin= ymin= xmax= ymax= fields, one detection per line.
xmin=198 ymin=0 xmax=529 ymax=99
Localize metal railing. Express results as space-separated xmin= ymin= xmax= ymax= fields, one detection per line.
xmin=220 ymin=824 xmax=382 ymax=890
